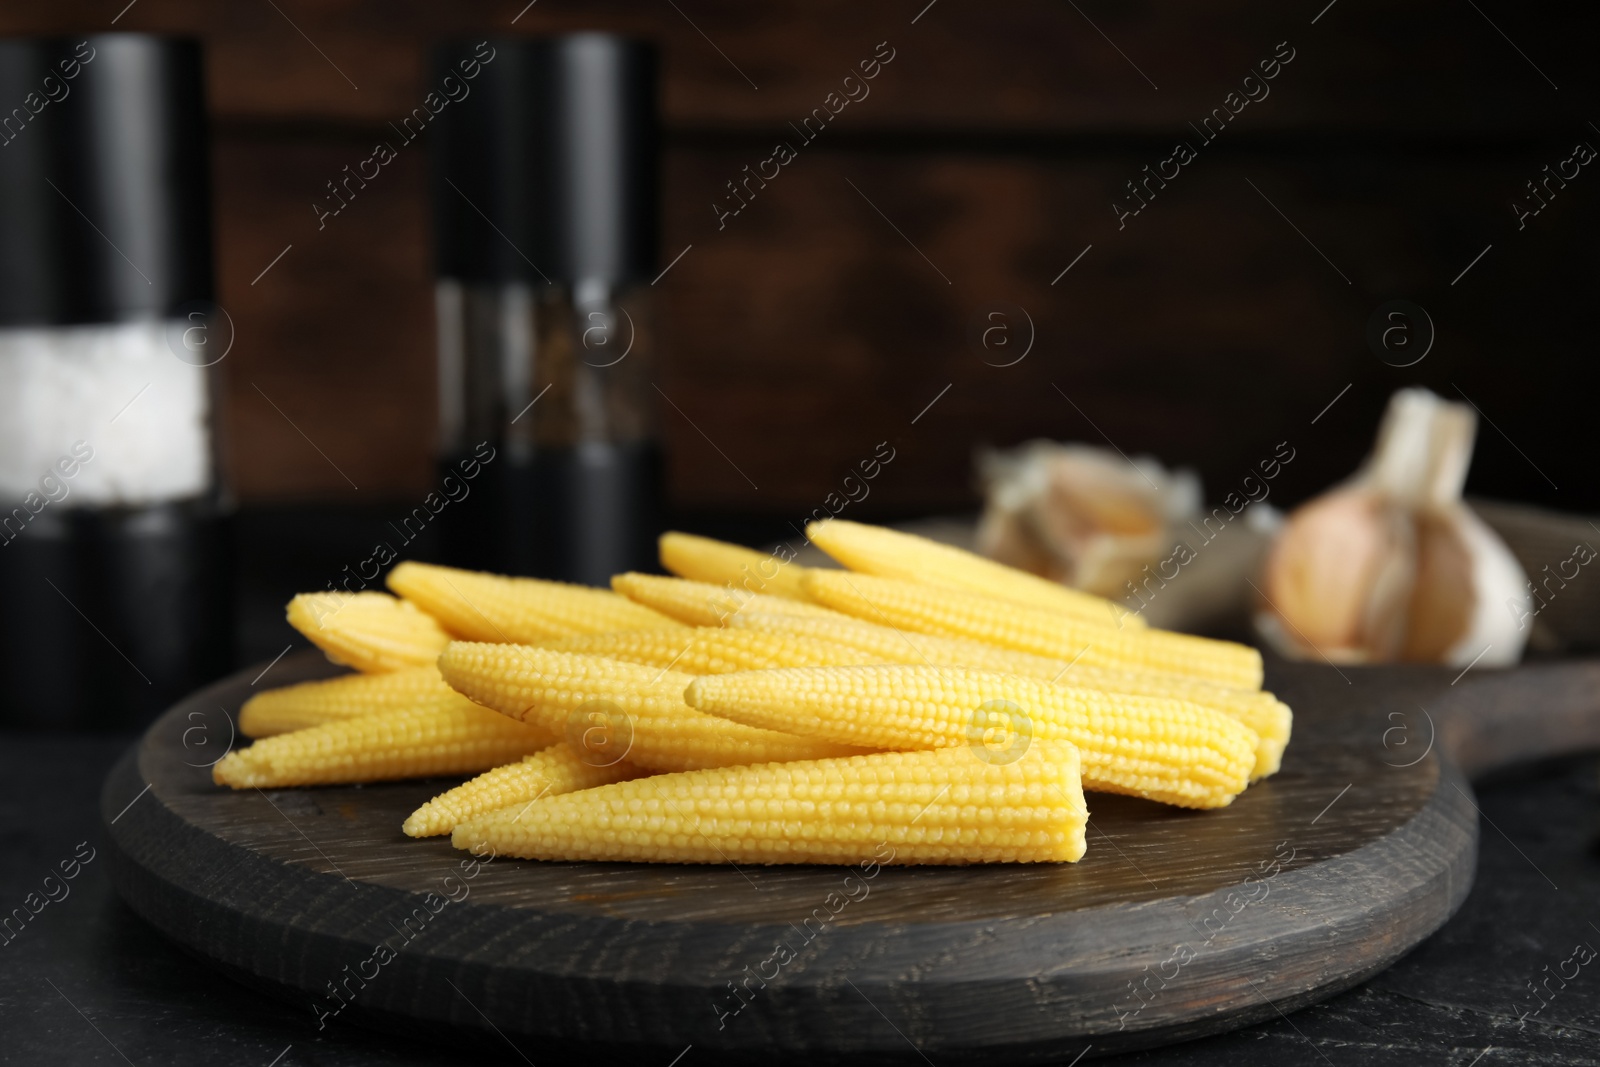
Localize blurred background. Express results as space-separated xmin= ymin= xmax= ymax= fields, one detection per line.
xmin=2 ymin=1 xmax=1597 ymax=721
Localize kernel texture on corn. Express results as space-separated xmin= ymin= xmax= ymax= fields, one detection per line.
xmin=687 ymin=664 xmax=1258 ymax=809
xmin=452 ymin=741 xmax=1088 ymax=865
xmin=802 ymin=570 xmax=1262 ymax=689
xmin=542 ymin=627 xmax=879 ymax=674
xmin=438 ymin=642 xmax=871 ymax=772
xmin=286 ymin=592 xmax=451 ymax=673
xmin=214 ymin=702 xmax=554 ymax=789
xmin=388 ymin=560 xmax=681 ymax=643
xmin=403 ymin=742 xmax=642 ymax=837
xmin=611 ymin=572 xmax=842 ymax=628
xmin=659 ymin=531 xmax=810 ymax=600
xmin=807 ymin=517 xmax=1140 ymax=627
xmin=729 ymin=610 xmax=1289 ymax=779
xmin=239 ymin=666 xmax=459 ymax=738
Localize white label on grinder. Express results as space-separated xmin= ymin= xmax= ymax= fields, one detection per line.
xmin=0 ymin=319 xmax=212 ymax=506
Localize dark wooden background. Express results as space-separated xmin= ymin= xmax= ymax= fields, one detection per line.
xmin=4 ymin=1 xmax=1596 ymax=519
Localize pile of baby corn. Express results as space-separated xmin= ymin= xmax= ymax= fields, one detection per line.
xmin=214 ymin=519 xmax=1291 ymax=867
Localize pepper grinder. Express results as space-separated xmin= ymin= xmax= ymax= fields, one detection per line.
xmin=0 ymin=35 xmax=230 ymax=729
xmin=431 ymin=34 xmax=661 ymax=585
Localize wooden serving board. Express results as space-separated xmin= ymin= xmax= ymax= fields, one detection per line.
xmin=100 ymin=653 xmax=1600 ymax=1060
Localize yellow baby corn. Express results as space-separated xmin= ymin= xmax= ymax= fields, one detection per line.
xmin=213 ymin=702 xmax=555 ymax=790
xmin=286 ymin=591 xmax=451 ymax=673
xmin=402 ymin=743 xmax=643 ymax=838
xmin=438 ymin=642 xmax=870 ymax=772
xmin=729 ymin=611 xmax=1289 ymax=779
xmin=239 ymin=666 xmax=458 ymax=738
xmin=659 ymin=531 xmax=810 ymax=600
xmin=611 ymin=572 xmax=842 ymax=628
xmin=806 ymin=517 xmax=1139 ymax=628
xmin=802 ymin=570 xmax=1262 ymax=689
xmin=387 ymin=560 xmax=681 ymax=644
xmin=541 ymin=627 xmax=880 ymax=674
xmin=451 ymin=741 xmax=1087 ymax=865
xmin=731 ymin=609 xmax=1087 ymax=677
xmin=686 ymin=665 xmax=1258 ymax=809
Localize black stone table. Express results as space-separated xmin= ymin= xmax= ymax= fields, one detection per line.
xmin=3 ymin=732 xmax=1598 ymax=1065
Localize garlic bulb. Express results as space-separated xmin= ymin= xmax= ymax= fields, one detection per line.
xmin=976 ymin=441 xmax=1200 ymax=598
xmin=1255 ymin=388 xmax=1531 ymax=666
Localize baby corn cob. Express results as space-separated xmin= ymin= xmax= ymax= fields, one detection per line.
xmin=213 ymin=702 xmax=555 ymax=789
xmin=387 ymin=560 xmax=681 ymax=644
xmin=802 ymin=570 xmax=1263 ymax=689
xmin=438 ymin=643 xmax=871 ymax=772
xmin=730 ymin=611 xmax=1290 ymax=778
xmin=806 ymin=517 xmax=1140 ymax=628
xmin=611 ymin=572 xmax=843 ymax=628
xmin=541 ymin=627 xmax=881 ymax=674
xmin=286 ymin=591 xmax=451 ymax=673
xmin=686 ymin=665 xmax=1258 ymax=809
xmin=659 ymin=531 xmax=810 ymax=600
xmin=452 ymin=741 xmax=1088 ymax=865
xmin=402 ymin=743 xmax=643 ymax=838
xmin=240 ymin=666 xmax=458 ymax=738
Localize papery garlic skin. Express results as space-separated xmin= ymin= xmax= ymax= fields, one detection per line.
xmin=1437 ymin=507 xmax=1531 ymax=667
xmin=1254 ymin=388 xmax=1531 ymax=667
xmin=976 ymin=442 xmax=1199 ymax=598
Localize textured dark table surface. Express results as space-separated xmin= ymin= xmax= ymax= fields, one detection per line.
xmin=2 ymin=734 xmax=1598 ymax=1065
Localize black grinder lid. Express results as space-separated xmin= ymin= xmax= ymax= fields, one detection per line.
xmin=431 ymin=34 xmax=658 ymax=286
xmin=0 ymin=34 xmax=213 ymax=328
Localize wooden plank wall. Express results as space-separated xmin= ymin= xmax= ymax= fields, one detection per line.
xmin=4 ymin=1 xmax=1595 ymax=517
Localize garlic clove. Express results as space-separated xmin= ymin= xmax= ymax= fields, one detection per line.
xmin=1257 ymin=488 xmax=1411 ymax=661
xmin=1359 ymin=500 xmax=1419 ymax=663
xmin=1402 ymin=509 xmax=1474 ymax=662
xmin=1428 ymin=504 xmax=1531 ymax=667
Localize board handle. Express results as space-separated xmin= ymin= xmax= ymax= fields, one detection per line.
xmin=1436 ymin=660 xmax=1600 ymax=777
